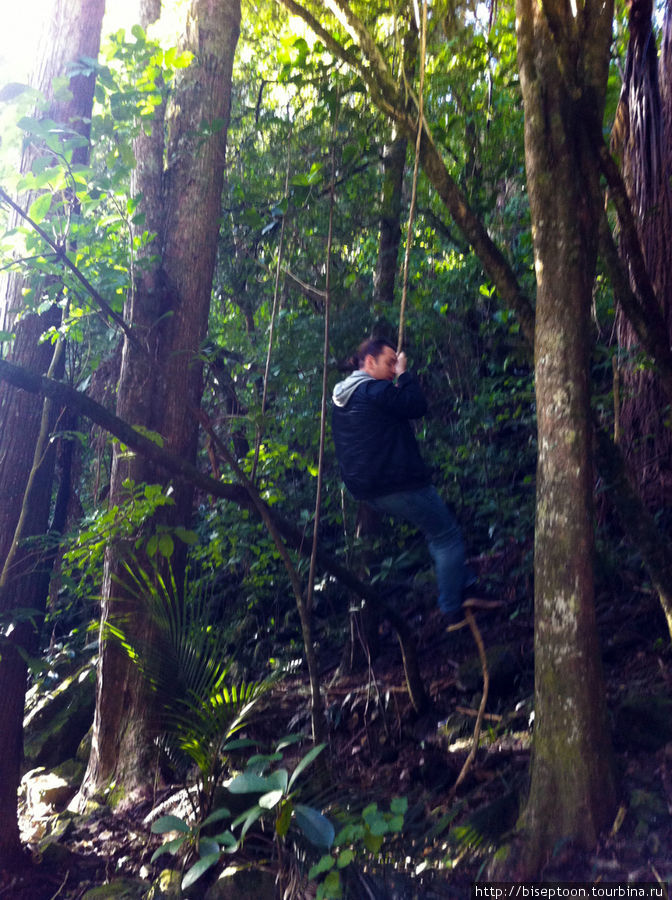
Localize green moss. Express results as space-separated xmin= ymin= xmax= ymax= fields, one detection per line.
xmin=107 ymin=783 xmax=127 ymax=809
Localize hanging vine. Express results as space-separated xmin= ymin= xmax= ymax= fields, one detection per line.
xmin=397 ymin=0 xmax=427 ymax=353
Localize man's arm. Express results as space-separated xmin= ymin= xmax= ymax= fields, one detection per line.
xmin=365 ymin=355 xmax=428 ymax=418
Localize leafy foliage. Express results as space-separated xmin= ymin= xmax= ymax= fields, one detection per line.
xmin=108 ymin=559 xmax=274 ymax=815
xmin=150 ymin=736 xmax=333 ymax=890
xmin=309 ymin=797 xmax=408 ymax=899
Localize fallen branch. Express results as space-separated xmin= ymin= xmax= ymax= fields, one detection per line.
xmin=455 ymin=706 xmax=502 ymax=723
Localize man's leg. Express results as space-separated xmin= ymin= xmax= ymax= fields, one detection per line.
xmin=369 ymin=485 xmax=474 ymax=616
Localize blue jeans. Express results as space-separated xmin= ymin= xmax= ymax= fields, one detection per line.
xmin=369 ymin=485 xmax=474 ymax=616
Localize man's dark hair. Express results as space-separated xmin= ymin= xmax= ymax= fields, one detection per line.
xmin=355 ymin=337 xmax=395 ymax=368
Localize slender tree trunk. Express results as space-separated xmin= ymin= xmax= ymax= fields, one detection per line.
xmin=0 ymin=0 xmax=105 ymax=866
xmin=374 ymin=131 xmax=407 ymax=308
xmin=506 ymin=0 xmax=616 ymax=875
xmin=81 ymin=0 xmax=242 ymax=802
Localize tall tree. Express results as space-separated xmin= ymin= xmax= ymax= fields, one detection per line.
xmin=0 ymin=0 xmax=106 ymax=865
xmin=272 ymin=0 xmax=623 ymax=873
xmin=511 ymin=0 xmax=617 ymax=872
xmin=80 ymin=0 xmax=242 ymax=801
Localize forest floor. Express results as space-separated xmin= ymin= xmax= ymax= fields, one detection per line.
xmin=5 ymin=567 xmax=672 ymax=899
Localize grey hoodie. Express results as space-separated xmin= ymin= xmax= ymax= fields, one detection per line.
xmin=332 ymin=370 xmax=374 ymax=408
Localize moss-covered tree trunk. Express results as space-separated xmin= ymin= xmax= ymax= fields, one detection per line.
xmin=80 ymin=0 xmax=241 ymax=802
xmin=509 ymin=0 xmax=617 ymax=875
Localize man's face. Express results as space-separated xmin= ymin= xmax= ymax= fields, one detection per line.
xmin=364 ymin=346 xmax=397 ymax=381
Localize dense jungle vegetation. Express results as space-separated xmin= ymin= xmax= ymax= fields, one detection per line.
xmin=1 ymin=0 xmax=672 ymax=896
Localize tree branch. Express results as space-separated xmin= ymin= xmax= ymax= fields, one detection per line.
xmin=0 ymin=358 xmax=380 ymax=604
xmin=275 ymin=0 xmax=537 ymax=345
xmin=0 ymin=187 xmax=144 ymax=356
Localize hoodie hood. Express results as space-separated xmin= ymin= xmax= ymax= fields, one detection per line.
xmin=332 ymin=370 xmax=374 ymax=407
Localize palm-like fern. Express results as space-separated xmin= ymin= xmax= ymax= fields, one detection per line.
xmin=106 ymin=559 xmax=273 ymax=814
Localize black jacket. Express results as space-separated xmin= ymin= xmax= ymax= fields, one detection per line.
xmin=331 ymin=371 xmax=430 ymax=500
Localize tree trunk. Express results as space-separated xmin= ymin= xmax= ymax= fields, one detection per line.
xmin=0 ymin=0 xmax=105 ymax=866
xmin=374 ymin=131 xmax=407 ymax=308
xmin=507 ymin=0 xmax=617 ymax=875
xmin=613 ymin=0 xmax=672 ymax=509
xmin=81 ymin=0 xmax=242 ymax=802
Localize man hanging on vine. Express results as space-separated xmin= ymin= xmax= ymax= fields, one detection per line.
xmin=332 ymin=337 xmax=499 ymax=624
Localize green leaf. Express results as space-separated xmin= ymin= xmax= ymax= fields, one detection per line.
xmin=150 ymin=836 xmax=186 ymax=862
xmin=201 ymin=807 xmax=231 ymax=827
xmin=247 ymin=751 xmax=283 ymax=770
xmin=158 ymin=533 xmax=174 ymax=558
xmin=259 ymin=789 xmax=284 ymax=809
xmin=231 ymin=803 xmax=264 ymax=837
xmin=366 ymin=815 xmax=388 ymax=837
xmin=134 ymin=426 xmax=165 ymax=447
xmin=28 ymin=193 xmax=52 ymax=224
xmin=227 ymin=771 xmax=273 ymax=793
xmin=275 ymin=733 xmax=304 ymax=752
xmin=322 ymin=870 xmax=342 ymax=897
xmin=172 ymin=50 xmax=194 ymax=69
xmin=308 ymin=854 xmax=335 ymax=879
xmin=181 ymin=852 xmax=220 ymax=890
xmin=362 ymin=829 xmax=383 ymax=853
xmin=221 ymin=737 xmax=258 ymax=752
xmin=288 ymin=742 xmax=325 ymax=791
xmin=337 ymin=849 xmax=354 ymax=868
xmin=390 ymin=797 xmax=408 ymax=815
xmin=294 ymin=804 xmax=334 ymax=848
xmin=18 ymin=116 xmax=50 ymax=137
xmin=199 ymin=836 xmax=220 ymax=858
xmin=290 ymin=173 xmax=310 ymax=187
xmin=266 ymin=768 xmax=289 ymax=792
xmin=241 ymin=207 xmax=263 ymax=229
xmin=150 ymin=814 xmax=190 ymax=834
xmin=174 ymin=526 xmax=198 ymax=545
xmin=276 ymin=799 xmax=292 ymax=837
xmin=212 ymin=830 xmax=238 ymax=850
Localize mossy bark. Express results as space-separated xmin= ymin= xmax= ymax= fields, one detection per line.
xmin=81 ymin=0 xmax=242 ymax=801
xmin=507 ymin=0 xmax=617 ymax=876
